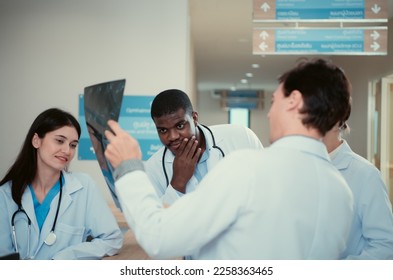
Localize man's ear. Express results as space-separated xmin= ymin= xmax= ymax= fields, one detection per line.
xmin=287 ymin=90 xmax=303 ymax=111
xmin=32 ymin=133 xmax=41 ymax=148
xmin=192 ymin=111 xmax=199 ymax=123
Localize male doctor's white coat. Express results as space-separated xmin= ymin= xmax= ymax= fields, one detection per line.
xmin=115 ymin=136 xmax=354 ymax=260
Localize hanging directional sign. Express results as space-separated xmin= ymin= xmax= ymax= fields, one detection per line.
xmin=252 ymin=27 xmax=387 ymax=55
xmin=253 ymin=0 xmax=387 ymax=21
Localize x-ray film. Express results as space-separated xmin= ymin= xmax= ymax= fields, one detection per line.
xmin=83 ymin=79 xmax=125 ymax=209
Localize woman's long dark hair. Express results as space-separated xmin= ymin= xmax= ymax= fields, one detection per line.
xmin=0 ymin=108 xmax=81 ymax=206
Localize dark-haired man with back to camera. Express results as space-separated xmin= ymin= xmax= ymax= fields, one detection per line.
xmin=104 ymin=58 xmax=354 ymax=260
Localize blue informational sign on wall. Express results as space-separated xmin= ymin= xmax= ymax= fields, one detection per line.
xmin=78 ymin=95 xmax=162 ymax=161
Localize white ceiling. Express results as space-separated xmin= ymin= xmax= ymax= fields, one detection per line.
xmin=190 ymin=0 xmax=393 ymax=93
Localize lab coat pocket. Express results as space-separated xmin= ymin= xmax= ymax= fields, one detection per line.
xmin=55 ymin=223 xmax=85 ymax=244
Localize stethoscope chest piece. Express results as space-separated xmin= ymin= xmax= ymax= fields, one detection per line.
xmin=44 ymin=231 xmax=56 ymax=246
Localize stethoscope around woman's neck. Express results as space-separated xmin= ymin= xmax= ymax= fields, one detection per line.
xmin=162 ymin=124 xmax=225 ymax=186
xmin=11 ymin=172 xmax=63 ymax=259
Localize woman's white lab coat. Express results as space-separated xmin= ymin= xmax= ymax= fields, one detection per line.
xmin=0 ymin=172 xmax=123 ymax=260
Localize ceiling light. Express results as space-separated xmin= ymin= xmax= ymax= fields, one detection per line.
xmin=251 ymin=64 xmax=260 ymax=68
xmin=246 ymin=73 xmax=253 ymax=78
xmin=241 ymin=79 xmax=248 ymax=84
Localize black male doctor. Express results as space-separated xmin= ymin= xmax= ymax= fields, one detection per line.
xmin=144 ymin=89 xmax=263 ymax=205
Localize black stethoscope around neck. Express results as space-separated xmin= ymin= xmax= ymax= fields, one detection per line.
xmin=162 ymin=124 xmax=225 ymax=186
xmin=11 ymin=172 xmax=63 ymax=258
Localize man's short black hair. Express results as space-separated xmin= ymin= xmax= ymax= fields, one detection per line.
xmin=151 ymin=89 xmax=194 ymax=119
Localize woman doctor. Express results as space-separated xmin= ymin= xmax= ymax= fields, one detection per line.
xmin=0 ymin=108 xmax=123 ymax=259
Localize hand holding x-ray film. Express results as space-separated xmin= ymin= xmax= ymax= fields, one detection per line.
xmin=104 ymin=120 xmax=142 ymax=168
xmin=83 ymin=79 xmax=125 ymax=209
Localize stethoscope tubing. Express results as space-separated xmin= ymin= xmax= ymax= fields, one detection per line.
xmin=11 ymin=172 xmax=63 ymax=257
xmin=11 ymin=208 xmax=31 ymax=254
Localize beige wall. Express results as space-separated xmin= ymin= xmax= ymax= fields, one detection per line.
xmin=0 ymin=0 xmax=192 ymax=202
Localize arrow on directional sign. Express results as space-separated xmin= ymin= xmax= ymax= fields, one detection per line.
xmin=260 ymin=2 xmax=270 ymax=12
xmin=259 ymin=30 xmax=269 ymax=40
xmin=371 ymin=41 xmax=380 ymax=51
xmin=371 ymin=4 xmax=381 ymax=14
xmin=259 ymin=42 xmax=268 ymax=51
xmin=370 ymin=30 xmax=380 ymax=40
